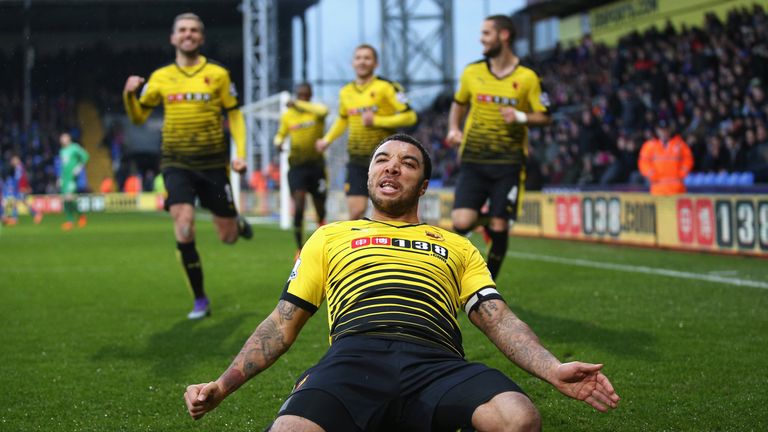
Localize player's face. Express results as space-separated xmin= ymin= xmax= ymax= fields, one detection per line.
xmin=481 ymin=20 xmax=503 ymax=58
xmin=295 ymin=86 xmax=312 ymax=101
xmin=171 ymin=19 xmax=205 ymax=56
xmin=353 ymin=48 xmax=377 ymax=80
xmin=59 ymin=133 xmax=71 ymax=147
xmin=368 ymin=140 xmax=428 ymax=217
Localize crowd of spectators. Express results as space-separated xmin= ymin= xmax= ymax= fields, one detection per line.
xmin=2 ymin=5 xmax=767 ymax=194
xmin=523 ymin=4 xmax=768 ymax=189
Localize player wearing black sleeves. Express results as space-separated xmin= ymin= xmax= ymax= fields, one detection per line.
xmin=184 ymin=134 xmax=619 ymax=431
xmin=123 ymin=13 xmax=252 ymax=320
xmin=447 ymin=15 xmax=552 ymax=280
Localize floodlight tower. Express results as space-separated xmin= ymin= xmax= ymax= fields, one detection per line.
xmin=380 ymin=0 xmax=455 ymax=96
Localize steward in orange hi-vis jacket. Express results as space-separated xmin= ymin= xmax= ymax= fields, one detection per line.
xmin=638 ymin=121 xmax=694 ymax=195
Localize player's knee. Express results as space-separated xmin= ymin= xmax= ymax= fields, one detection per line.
xmin=176 ymin=223 xmax=195 ymax=242
xmin=453 ymin=224 xmax=472 ymax=235
xmin=219 ymin=228 xmax=238 ymax=244
xmin=473 ymin=393 xmax=540 ymax=432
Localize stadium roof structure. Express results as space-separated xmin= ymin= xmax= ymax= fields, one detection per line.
xmin=516 ymin=0 xmax=617 ymax=19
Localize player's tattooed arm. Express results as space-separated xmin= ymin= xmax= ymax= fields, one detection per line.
xmin=216 ymin=300 xmax=312 ymax=395
xmin=469 ymin=299 xmax=561 ymax=384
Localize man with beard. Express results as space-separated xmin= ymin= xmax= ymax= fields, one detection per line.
xmin=184 ymin=134 xmax=619 ymax=431
xmin=446 ymin=15 xmax=552 ymax=280
xmin=123 ymin=12 xmax=253 ymax=320
xmin=315 ymin=44 xmax=417 ymax=221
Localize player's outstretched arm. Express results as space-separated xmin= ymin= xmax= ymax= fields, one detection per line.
xmin=123 ymin=76 xmax=153 ymax=125
xmin=469 ymin=299 xmax=619 ymax=411
xmin=446 ymin=101 xmax=468 ymax=146
xmin=184 ymin=300 xmax=312 ymax=420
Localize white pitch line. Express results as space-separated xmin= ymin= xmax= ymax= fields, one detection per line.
xmin=507 ymin=251 xmax=768 ymax=290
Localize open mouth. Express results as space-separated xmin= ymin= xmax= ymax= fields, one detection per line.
xmin=379 ymin=179 xmax=400 ymax=193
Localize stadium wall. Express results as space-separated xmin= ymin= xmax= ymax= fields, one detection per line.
xmin=18 ymin=189 xmax=768 ymax=257
xmin=560 ymin=0 xmax=760 ymax=46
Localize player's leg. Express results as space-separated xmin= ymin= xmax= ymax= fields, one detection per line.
xmin=484 ymin=165 xmax=523 ymax=280
xmin=198 ymin=168 xmax=250 ymax=244
xmin=164 ymin=168 xmax=210 ymax=319
xmin=61 ymin=178 xmax=77 ymax=230
xmin=288 ymin=166 xmax=307 ymax=251
xmin=345 ymin=163 xmax=369 ymax=220
xmin=452 ymin=163 xmax=487 ymax=235
xmin=310 ymin=166 xmax=327 ymax=226
xmin=432 ymin=370 xmax=538 ymax=432
xmin=292 ymin=189 xmax=307 ymax=249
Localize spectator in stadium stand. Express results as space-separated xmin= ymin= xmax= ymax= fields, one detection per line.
xmin=315 ymin=44 xmax=417 ymax=221
xmin=122 ymin=12 xmax=253 ymax=320
xmin=273 ymin=83 xmax=329 ymax=257
xmin=638 ymin=120 xmax=694 ymax=195
xmin=184 ymin=133 xmax=620 ymax=431
xmin=58 ymin=132 xmax=89 ymax=230
xmin=1 ymin=155 xmax=42 ymax=225
xmin=446 ymin=15 xmax=551 ymax=280
xmin=700 ymin=135 xmax=730 ymax=173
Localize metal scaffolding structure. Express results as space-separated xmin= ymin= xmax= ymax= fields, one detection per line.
xmin=242 ymin=0 xmax=278 ymax=177
xmin=380 ymin=0 xmax=454 ymax=94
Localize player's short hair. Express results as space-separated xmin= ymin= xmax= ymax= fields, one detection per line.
xmin=486 ymin=15 xmax=516 ymax=47
xmin=355 ymin=44 xmax=378 ymax=62
xmin=173 ymin=12 xmax=205 ymax=33
xmin=373 ymin=133 xmax=432 ymax=182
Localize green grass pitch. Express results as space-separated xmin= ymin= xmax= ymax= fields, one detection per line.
xmin=1 ymin=212 xmax=767 ymax=431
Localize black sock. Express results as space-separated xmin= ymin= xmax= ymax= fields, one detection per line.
xmin=486 ymin=229 xmax=509 ymax=280
xmin=176 ymin=241 xmax=205 ymax=299
xmin=294 ymin=209 xmax=304 ymax=249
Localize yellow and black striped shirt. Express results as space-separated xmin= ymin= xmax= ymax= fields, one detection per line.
xmin=281 ymin=218 xmax=500 ymax=357
xmin=455 ymin=59 xmax=549 ymax=164
xmin=274 ymin=100 xmax=328 ymax=167
xmin=137 ymin=56 xmax=240 ymax=170
xmin=323 ymin=77 xmax=417 ymax=165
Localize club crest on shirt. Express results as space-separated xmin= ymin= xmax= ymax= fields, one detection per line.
xmin=425 ymin=230 xmax=444 ymax=241
xmin=288 ymin=258 xmax=301 ymax=281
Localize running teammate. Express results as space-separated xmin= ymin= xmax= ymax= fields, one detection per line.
xmin=123 ymin=12 xmax=252 ymax=319
xmin=315 ymin=44 xmax=417 ymax=220
xmin=274 ymin=83 xmax=328 ymax=256
xmin=446 ymin=15 xmax=552 ymax=280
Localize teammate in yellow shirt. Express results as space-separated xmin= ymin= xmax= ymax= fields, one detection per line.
xmin=316 ymin=44 xmax=417 ymax=220
xmin=123 ymin=12 xmax=252 ymax=320
xmin=274 ymin=83 xmax=328 ymax=255
xmin=447 ymin=15 xmax=552 ymax=280
xmin=185 ymin=133 xmax=619 ymax=431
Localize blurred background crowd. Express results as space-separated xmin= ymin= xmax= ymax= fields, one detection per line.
xmin=1 ymin=4 xmax=766 ymax=194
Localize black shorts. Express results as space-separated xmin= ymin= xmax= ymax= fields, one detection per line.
xmin=162 ymin=166 xmax=237 ymax=217
xmin=288 ymin=164 xmax=327 ymax=196
xmin=275 ymin=336 xmax=525 ymax=432
xmin=453 ymin=162 xmax=524 ymax=221
xmin=345 ymin=162 xmax=369 ymax=197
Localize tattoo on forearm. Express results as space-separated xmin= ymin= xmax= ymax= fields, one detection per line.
xmin=225 ymin=302 xmax=296 ymax=383
xmin=478 ymin=301 xmax=558 ymax=379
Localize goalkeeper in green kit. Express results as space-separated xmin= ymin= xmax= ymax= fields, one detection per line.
xmin=58 ymin=132 xmax=90 ymax=230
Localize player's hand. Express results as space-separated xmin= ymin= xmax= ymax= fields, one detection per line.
xmin=315 ymin=139 xmax=329 ymax=153
xmin=552 ymin=362 xmax=620 ymax=412
xmin=445 ymin=129 xmax=463 ymax=147
xmin=499 ymin=107 xmax=527 ymax=124
xmin=124 ymin=76 xmax=146 ymax=94
xmin=231 ymin=159 xmax=247 ymax=174
xmin=286 ymin=100 xmax=295 ymax=108
xmin=184 ymin=381 xmax=226 ymax=420
xmin=361 ymin=110 xmax=375 ymax=127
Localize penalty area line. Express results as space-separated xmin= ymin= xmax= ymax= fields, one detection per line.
xmin=506 ymin=251 xmax=768 ymax=290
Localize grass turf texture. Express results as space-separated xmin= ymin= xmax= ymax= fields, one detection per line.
xmin=1 ymin=212 xmax=766 ymax=431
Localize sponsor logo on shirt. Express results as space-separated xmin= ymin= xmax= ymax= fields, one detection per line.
xmin=167 ymin=92 xmax=212 ymax=103
xmin=476 ymin=94 xmax=519 ymax=106
xmin=351 ymin=236 xmax=449 ymax=259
